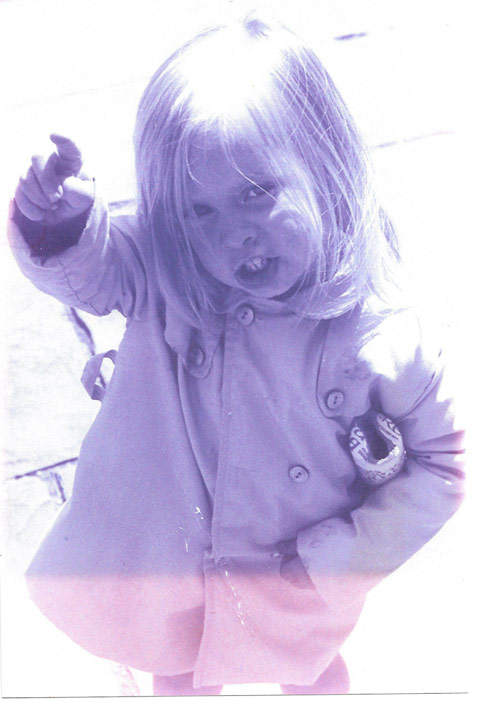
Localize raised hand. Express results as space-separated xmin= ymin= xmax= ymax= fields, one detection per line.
xmin=15 ymin=134 xmax=94 ymax=227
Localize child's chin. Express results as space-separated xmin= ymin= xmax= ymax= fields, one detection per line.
xmin=239 ymin=279 xmax=297 ymax=300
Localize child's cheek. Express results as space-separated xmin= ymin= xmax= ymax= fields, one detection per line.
xmin=270 ymin=207 xmax=304 ymax=234
xmin=270 ymin=207 xmax=318 ymax=252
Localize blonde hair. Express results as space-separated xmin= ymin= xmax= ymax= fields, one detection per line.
xmin=134 ymin=15 xmax=401 ymax=326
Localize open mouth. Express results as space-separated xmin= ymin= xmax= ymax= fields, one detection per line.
xmin=235 ymin=256 xmax=277 ymax=288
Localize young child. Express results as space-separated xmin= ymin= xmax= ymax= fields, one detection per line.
xmin=9 ymin=15 xmax=464 ymax=696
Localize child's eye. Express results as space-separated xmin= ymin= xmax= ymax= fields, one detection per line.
xmin=192 ymin=203 xmax=214 ymax=217
xmin=243 ymin=183 xmax=277 ymax=203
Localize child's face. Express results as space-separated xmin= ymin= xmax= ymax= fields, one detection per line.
xmin=184 ymin=139 xmax=318 ymax=299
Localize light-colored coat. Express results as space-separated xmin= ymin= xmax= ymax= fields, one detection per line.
xmin=8 ymin=199 xmax=465 ymax=687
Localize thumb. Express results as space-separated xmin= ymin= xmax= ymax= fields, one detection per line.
xmin=60 ymin=175 xmax=95 ymax=210
xmin=50 ymin=133 xmax=83 ymax=177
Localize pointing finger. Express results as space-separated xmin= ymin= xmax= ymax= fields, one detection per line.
xmin=50 ymin=133 xmax=83 ymax=177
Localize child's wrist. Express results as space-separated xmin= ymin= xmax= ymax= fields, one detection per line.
xmin=12 ymin=200 xmax=92 ymax=259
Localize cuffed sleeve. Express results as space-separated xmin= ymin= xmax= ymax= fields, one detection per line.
xmin=7 ymin=194 xmax=149 ymax=319
xmin=12 ymin=201 xmax=91 ymax=259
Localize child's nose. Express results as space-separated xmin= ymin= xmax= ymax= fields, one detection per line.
xmin=218 ymin=218 xmax=257 ymax=250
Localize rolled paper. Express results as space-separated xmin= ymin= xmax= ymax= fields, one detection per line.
xmin=348 ymin=410 xmax=406 ymax=485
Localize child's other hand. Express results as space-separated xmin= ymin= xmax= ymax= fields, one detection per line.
xmin=14 ymin=134 xmax=94 ymax=227
xmin=276 ymin=538 xmax=315 ymax=590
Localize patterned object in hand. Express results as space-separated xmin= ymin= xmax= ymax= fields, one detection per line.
xmin=349 ymin=411 xmax=406 ymax=485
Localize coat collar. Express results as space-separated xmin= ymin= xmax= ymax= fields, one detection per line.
xmin=162 ymin=279 xmax=371 ymax=379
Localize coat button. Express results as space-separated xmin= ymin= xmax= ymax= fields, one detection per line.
xmin=236 ymin=304 xmax=255 ymax=326
xmin=188 ymin=345 xmax=205 ymax=367
xmin=288 ymin=464 xmax=310 ymax=483
xmin=324 ymin=389 xmax=345 ymax=410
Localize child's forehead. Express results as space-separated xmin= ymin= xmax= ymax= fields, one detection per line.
xmin=187 ymin=135 xmax=282 ymax=185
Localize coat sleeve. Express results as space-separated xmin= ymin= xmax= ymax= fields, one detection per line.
xmin=296 ymin=315 xmax=465 ymax=608
xmin=7 ymin=194 xmax=149 ymax=319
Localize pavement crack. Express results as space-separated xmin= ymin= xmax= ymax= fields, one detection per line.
xmin=39 ymin=470 xmax=67 ymax=505
xmin=334 ymin=31 xmax=369 ymax=41
xmin=9 ymin=456 xmax=78 ymax=481
xmin=375 ymin=129 xmax=454 ymax=149
xmin=67 ymin=307 xmax=96 ymax=356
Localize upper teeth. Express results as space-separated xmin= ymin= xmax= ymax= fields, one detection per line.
xmin=245 ymin=256 xmax=267 ymax=272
